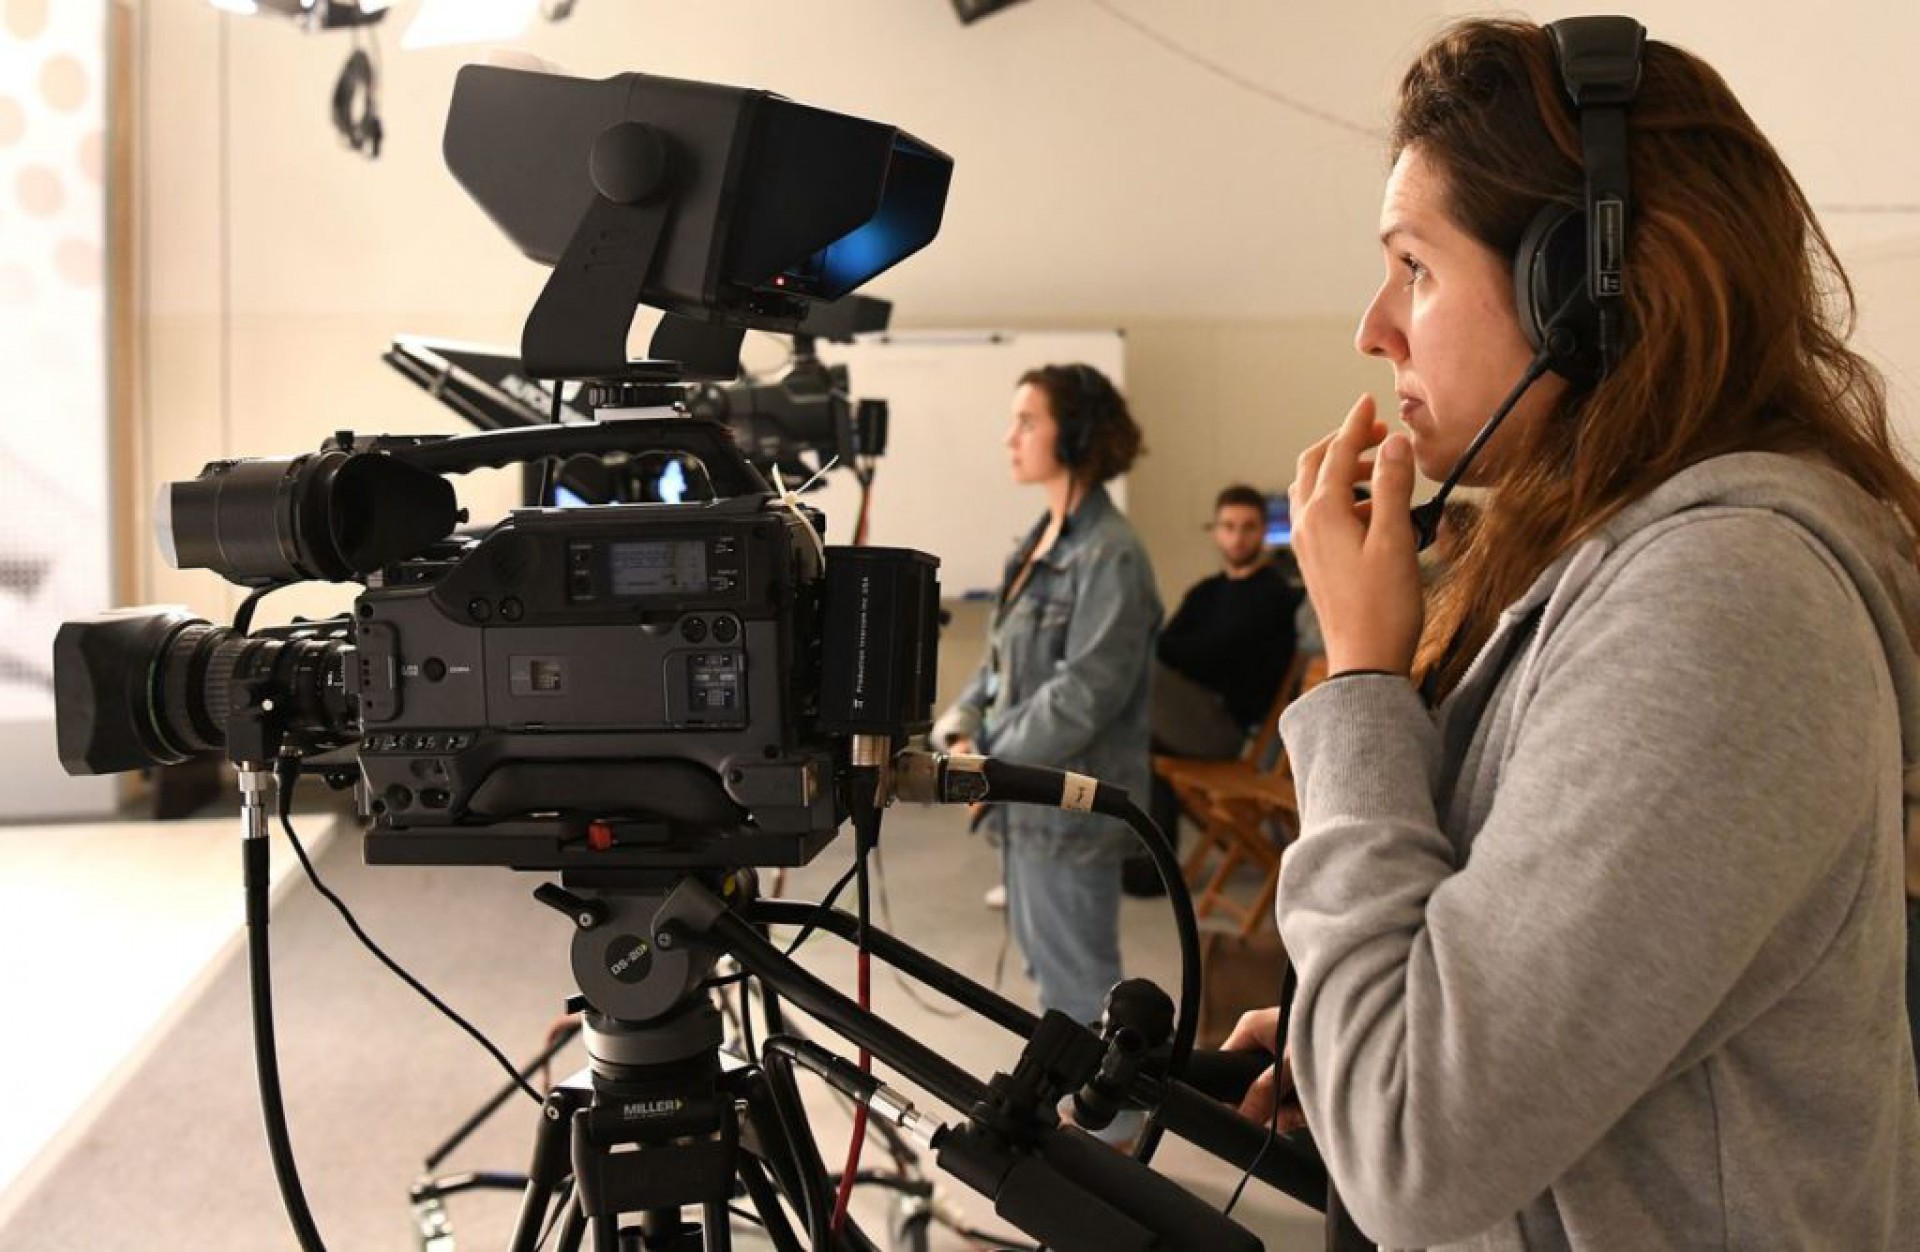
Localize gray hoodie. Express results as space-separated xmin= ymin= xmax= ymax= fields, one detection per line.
xmin=1276 ymin=452 xmax=1920 ymax=1250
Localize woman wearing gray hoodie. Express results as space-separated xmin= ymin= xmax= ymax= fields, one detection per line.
xmin=1231 ymin=16 xmax=1920 ymax=1251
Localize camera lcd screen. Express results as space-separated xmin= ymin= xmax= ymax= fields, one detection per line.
xmin=609 ymin=539 xmax=708 ymax=597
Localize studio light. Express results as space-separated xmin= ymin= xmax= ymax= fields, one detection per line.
xmin=401 ymin=0 xmax=542 ymax=50
xmin=204 ymin=0 xmax=389 ymax=31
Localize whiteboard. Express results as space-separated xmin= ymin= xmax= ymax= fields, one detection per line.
xmin=803 ymin=329 xmax=1128 ymax=598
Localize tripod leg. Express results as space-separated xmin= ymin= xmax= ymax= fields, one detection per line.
xmin=738 ymin=1156 xmax=804 ymax=1252
xmin=510 ymin=1087 xmax=592 ymax=1252
xmin=553 ymin=1193 xmax=587 ymax=1252
xmin=701 ymin=1200 xmax=733 ymax=1252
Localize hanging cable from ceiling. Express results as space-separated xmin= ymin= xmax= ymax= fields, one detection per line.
xmin=1081 ymin=0 xmax=1384 ymax=140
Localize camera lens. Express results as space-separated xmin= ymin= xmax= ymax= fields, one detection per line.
xmin=54 ymin=608 xmax=357 ymax=776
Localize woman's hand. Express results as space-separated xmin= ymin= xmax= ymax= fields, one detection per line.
xmin=1223 ymin=1007 xmax=1306 ymax=1132
xmin=1289 ymin=393 xmax=1424 ymax=677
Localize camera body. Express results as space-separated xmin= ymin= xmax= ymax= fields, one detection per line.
xmin=352 ymin=491 xmax=842 ymax=868
xmin=56 ymin=418 xmax=942 ymax=872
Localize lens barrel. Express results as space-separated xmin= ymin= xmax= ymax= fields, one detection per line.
xmin=53 ymin=608 xmax=355 ymax=776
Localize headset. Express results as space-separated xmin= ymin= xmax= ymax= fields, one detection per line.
xmin=1515 ymin=16 xmax=1645 ymax=388
xmin=1404 ymin=14 xmax=1646 ymax=549
xmin=1053 ymin=363 xmax=1107 ymax=469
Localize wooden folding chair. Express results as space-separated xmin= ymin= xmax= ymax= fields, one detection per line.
xmin=1155 ymin=654 xmax=1326 ymax=935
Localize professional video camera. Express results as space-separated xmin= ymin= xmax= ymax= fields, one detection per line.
xmin=686 ymin=294 xmax=893 ymax=492
xmin=55 ymin=61 xmax=950 ymax=868
xmin=48 ymin=59 xmax=1327 ymax=1252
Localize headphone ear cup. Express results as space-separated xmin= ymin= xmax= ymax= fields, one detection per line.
xmin=1514 ymin=204 xmax=1601 ymax=386
xmin=1056 ymin=416 xmax=1086 ymax=467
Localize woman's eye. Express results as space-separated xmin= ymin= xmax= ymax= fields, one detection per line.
xmin=1400 ymin=254 xmax=1428 ymax=287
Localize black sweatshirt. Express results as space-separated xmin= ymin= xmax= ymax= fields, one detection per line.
xmin=1156 ymin=564 xmax=1302 ymax=729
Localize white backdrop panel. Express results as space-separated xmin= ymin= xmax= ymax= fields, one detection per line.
xmin=805 ymin=329 xmax=1127 ymax=599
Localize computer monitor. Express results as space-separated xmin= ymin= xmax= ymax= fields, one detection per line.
xmin=1263 ymin=493 xmax=1292 ymax=548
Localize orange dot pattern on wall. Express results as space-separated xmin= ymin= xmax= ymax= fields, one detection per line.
xmin=17 ymin=164 xmax=61 ymax=217
xmin=55 ymin=237 xmax=99 ymax=288
xmin=4 ymin=0 xmax=48 ymax=41
xmin=39 ymin=54 xmax=86 ymax=113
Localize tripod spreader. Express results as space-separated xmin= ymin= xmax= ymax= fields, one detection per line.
xmin=743 ymin=894 xmax=1330 ymax=1210
xmin=655 ymin=878 xmax=1331 ymax=1245
xmin=653 ymin=877 xmax=993 ymax=1113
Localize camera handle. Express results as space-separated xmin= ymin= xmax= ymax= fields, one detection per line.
xmin=359 ymin=417 xmax=772 ymax=500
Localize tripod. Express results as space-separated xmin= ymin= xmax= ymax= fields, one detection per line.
xmin=451 ymin=866 xmax=1326 ymax=1252
xmin=509 ymin=1007 xmax=767 ymax=1251
xmin=494 ymin=872 xmax=860 ymax=1252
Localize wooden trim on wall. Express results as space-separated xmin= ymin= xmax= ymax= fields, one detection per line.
xmin=106 ymin=0 xmax=140 ymax=608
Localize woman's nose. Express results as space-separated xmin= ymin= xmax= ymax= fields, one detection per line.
xmin=1355 ymin=287 xmax=1406 ymax=361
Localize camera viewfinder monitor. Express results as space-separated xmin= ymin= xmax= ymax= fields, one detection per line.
xmin=443 ymin=64 xmax=952 ymax=379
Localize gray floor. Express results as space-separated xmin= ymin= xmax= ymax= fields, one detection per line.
xmin=0 ymin=798 xmax=1322 ymax=1250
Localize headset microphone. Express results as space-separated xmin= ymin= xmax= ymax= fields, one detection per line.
xmin=1401 ymin=348 xmax=1555 ymax=550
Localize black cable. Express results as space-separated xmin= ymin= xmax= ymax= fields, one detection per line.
xmin=1098 ymin=795 xmax=1200 ymax=1167
xmin=740 ymin=974 xmax=759 ymax=1065
xmin=1082 ymin=0 xmax=1381 ymax=139
xmin=422 ymin=1018 xmax=581 ymax=1172
xmin=534 ymin=379 xmax=563 ymax=505
xmin=1223 ymin=956 xmax=1291 ymax=1217
xmin=271 ymin=760 xmax=541 ymax=1103
xmin=781 ymin=859 xmax=861 ymax=956
xmin=760 ymin=1047 xmax=833 ymax=1251
xmin=249 ymin=775 xmax=327 ymax=1252
xmin=1407 ymin=351 xmax=1553 ymax=549
xmin=232 ymin=583 xmax=286 ymax=635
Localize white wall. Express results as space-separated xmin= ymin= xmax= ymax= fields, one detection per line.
xmin=127 ymin=0 xmax=1920 ymax=615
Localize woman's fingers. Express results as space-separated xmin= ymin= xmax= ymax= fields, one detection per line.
xmin=1312 ymin=394 xmax=1383 ymax=504
xmin=1223 ymin=1007 xmax=1281 ymax=1053
xmin=1364 ymin=432 xmax=1416 ymax=556
xmin=1237 ymin=1065 xmax=1278 ymax=1124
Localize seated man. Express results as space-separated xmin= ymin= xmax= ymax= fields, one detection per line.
xmin=1127 ymin=484 xmax=1302 ymax=896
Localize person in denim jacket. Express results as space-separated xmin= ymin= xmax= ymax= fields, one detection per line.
xmin=931 ymin=363 xmax=1162 ymax=1029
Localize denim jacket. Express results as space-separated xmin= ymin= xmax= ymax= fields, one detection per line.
xmin=933 ymin=484 xmax=1162 ymax=864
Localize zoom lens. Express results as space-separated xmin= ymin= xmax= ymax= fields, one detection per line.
xmin=53 ymin=608 xmax=356 ymax=775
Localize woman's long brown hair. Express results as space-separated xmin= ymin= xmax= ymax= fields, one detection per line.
xmin=1399 ymin=20 xmax=1920 ymax=697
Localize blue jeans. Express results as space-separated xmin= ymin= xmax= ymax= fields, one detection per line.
xmin=1005 ymin=842 xmax=1124 ymax=1028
